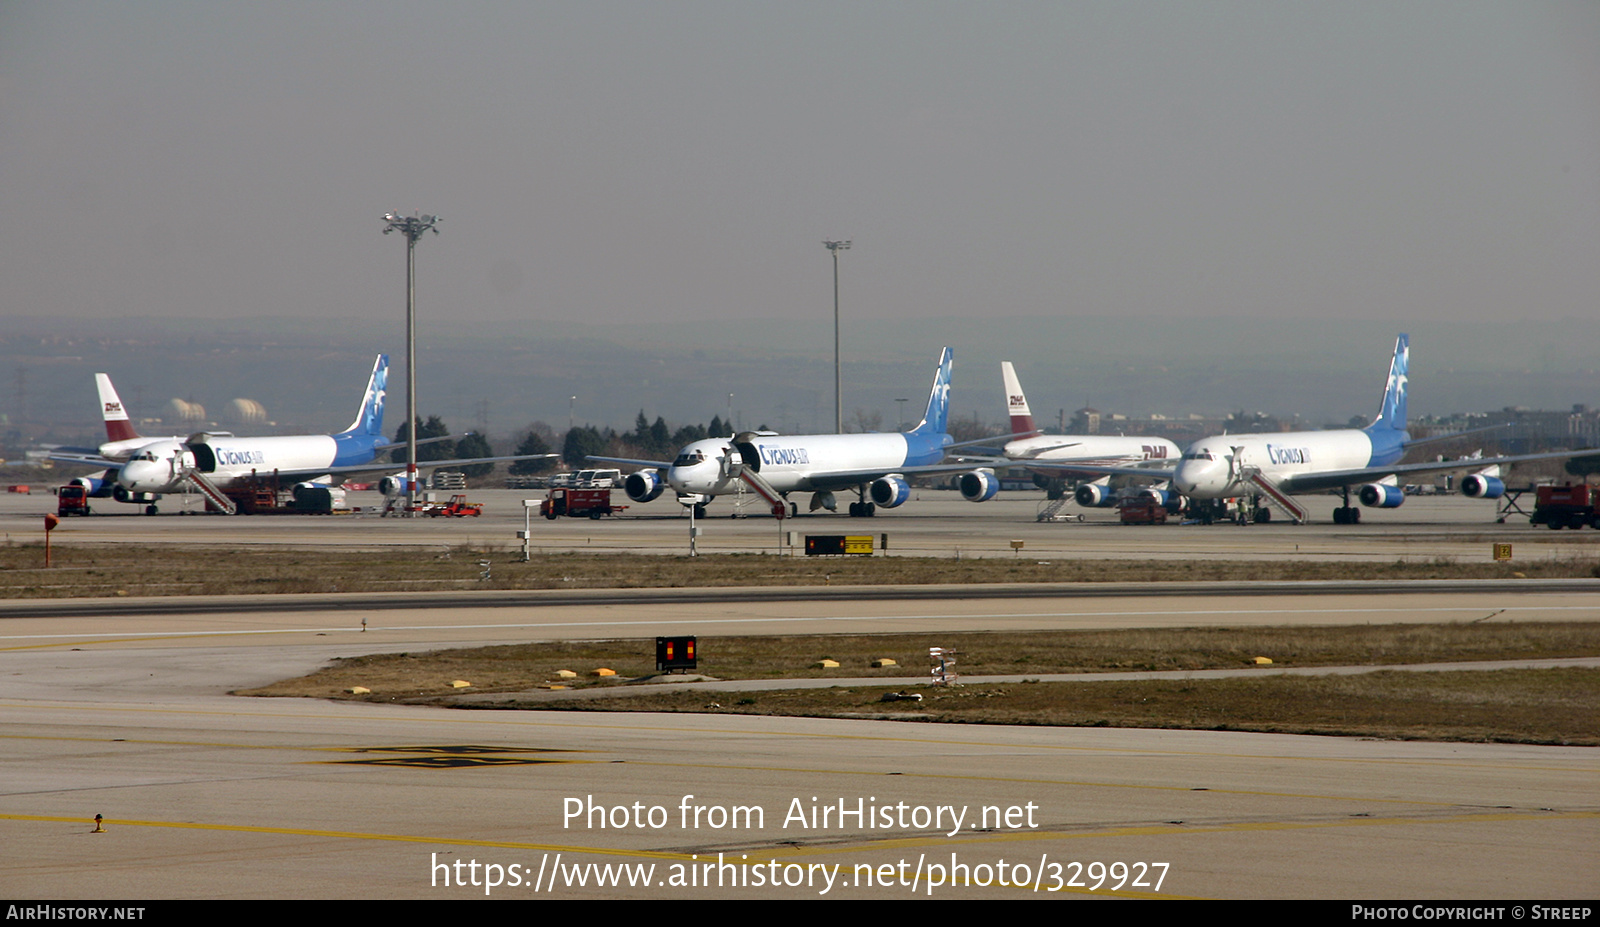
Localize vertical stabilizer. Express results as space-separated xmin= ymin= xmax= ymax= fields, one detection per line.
xmin=95 ymin=374 xmax=141 ymax=444
xmin=910 ymin=348 xmax=955 ymax=436
xmin=1368 ymin=334 xmax=1409 ymax=433
xmin=1001 ymin=362 xmax=1036 ymax=436
xmin=340 ymin=355 xmax=388 ymax=437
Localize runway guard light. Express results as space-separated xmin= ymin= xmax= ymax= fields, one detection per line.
xmin=657 ymin=635 xmax=698 ymax=673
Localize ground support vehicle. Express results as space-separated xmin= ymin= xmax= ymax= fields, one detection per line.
xmin=541 ymin=487 xmax=625 ymax=519
xmin=424 ymin=494 xmax=483 ymax=517
xmin=1118 ymin=500 xmax=1168 ymax=525
xmin=57 ymin=485 xmax=92 ymax=516
xmin=1530 ymin=484 xmax=1599 ymax=529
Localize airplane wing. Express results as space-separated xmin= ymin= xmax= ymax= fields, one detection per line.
xmin=586 ymin=455 xmax=673 ymax=470
xmin=1008 ymin=460 xmax=1178 ymax=480
xmin=269 ymin=453 xmax=560 ymax=480
xmin=1277 ymin=449 xmax=1600 ymax=495
xmin=803 ymin=460 xmax=1010 ymax=490
xmin=47 ymin=450 xmax=123 ymax=468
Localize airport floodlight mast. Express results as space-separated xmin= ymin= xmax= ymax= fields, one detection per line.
xmin=824 ymin=240 xmax=851 ymax=434
xmin=382 ymin=211 xmax=440 ymax=514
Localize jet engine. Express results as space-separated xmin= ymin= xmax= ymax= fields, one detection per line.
xmin=1357 ymin=482 xmax=1405 ymax=508
xmin=377 ymin=473 xmax=414 ymax=497
xmin=869 ymin=475 xmax=911 ymax=508
xmin=68 ymin=473 xmax=115 ymax=498
xmin=958 ymin=469 xmax=1000 ymax=503
xmin=625 ymin=470 xmax=666 ymax=503
xmin=1138 ymin=487 xmax=1176 ymax=509
xmin=1074 ymin=482 xmax=1118 ymax=508
xmin=1460 ymin=474 xmax=1506 ymax=499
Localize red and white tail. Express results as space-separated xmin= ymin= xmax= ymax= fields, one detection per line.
xmin=96 ymin=373 xmax=141 ymax=444
xmin=1001 ymin=362 xmax=1037 ymax=436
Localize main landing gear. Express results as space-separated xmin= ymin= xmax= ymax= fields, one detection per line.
xmin=1332 ymin=486 xmax=1361 ymax=524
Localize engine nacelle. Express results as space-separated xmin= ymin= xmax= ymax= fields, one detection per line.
xmin=1074 ymin=482 xmax=1118 ymax=507
xmin=869 ymin=475 xmax=911 ymax=508
xmin=624 ymin=470 xmax=666 ymax=503
xmin=1138 ymin=487 xmax=1174 ymax=508
xmin=1358 ymin=483 xmax=1405 ymax=508
xmin=69 ymin=474 xmax=114 ymax=498
xmin=958 ymin=469 xmax=1000 ymax=503
xmin=1460 ymin=474 xmax=1506 ymax=499
xmin=377 ymin=473 xmax=414 ymax=498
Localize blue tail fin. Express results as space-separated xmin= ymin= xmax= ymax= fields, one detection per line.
xmin=910 ymin=348 xmax=954 ymax=436
xmin=1367 ymin=334 xmax=1408 ymax=433
xmin=340 ymin=355 xmax=388 ymax=437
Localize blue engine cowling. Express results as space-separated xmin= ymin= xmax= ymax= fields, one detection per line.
xmin=625 ymin=470 xmax=666 ymax=503
xmin=958 ymin=469 xmax=1000 ymax=503
xmin=1074 ymin=482 xmax=1118 ymax=507
xmin=377 ymin=474 xmax=413 ymax=497
xmin=869 ymin=475 xmax=912 ymax=508
xmin=69 ymin=473 xmax=115 ymax=498
xmin=1358 ymin=483 xmax=1405 ymax=508
xmin=1460 ymin=474 xmax=1505 ymax=499
xmin=1138 ymin=487 xmax=1175 ymax=508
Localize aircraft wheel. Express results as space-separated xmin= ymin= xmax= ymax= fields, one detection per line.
xmin=145 ymin=505 xmax=159 ymax=515
xmin=1333 ymin=507 xmax=1348 ymax=525
xmin=865 ymin=503 xmax=876 ymax=516
xmin=694 ymin=504 xmax=708 ymax=518
xmin=1350 ymin=507 xmax=1361 ymax=524
xmin=1255 ymin=509 xmax=1271 ymax=524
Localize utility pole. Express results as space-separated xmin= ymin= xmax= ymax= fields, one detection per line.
xmin=823 ymin=240 xmax=851 ymax=434
xmin=382 ymin=211 xmax=440 ymax=514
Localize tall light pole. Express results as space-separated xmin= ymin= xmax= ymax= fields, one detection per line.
xmin=823 ymin=240 xmax=851 ymax=434
xmin=382 ymin=211 xmax=440 ymax=514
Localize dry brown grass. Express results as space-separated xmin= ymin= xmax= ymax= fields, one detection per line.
xmin=508 ymin=668 xmax=1600 ymax=746
xmin=238 ymin=623 xmax=1600 ymax=744
xmin=4 ymin=544 xmax=1600 ymax=598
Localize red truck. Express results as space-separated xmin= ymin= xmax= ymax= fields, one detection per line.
xmin=1118 ymin=500 xmax=1168 ymax=525
xmin=541 ymin=487 xmax=625 ymax=519
xmin=1530 ymin=484 xmax=1599 ymax=530
xmin=57 ymin=485 xmax=92 ymax=516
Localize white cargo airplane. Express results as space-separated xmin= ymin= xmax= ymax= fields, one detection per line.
xmin=592 ymin=347 xmax=1006 ymax=517
xmin=988 ymin=361 xmax=1180 ymax=507
xmin=1091 ymin=334 xmax=1576 ymax=524
xmin=53 ymin=356 xmax=552 ymax=513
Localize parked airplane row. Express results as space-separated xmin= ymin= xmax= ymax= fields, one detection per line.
xmin=589 ymin=335 xmax=1588 ymax=525
xmin=50 ymin=356 xmax=552 ymax=514
xmin=49 ymin=336 xmax=1589 ymax=522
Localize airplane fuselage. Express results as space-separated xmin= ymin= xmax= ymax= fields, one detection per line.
xmin=668 ymin=432 xmax=948 ymax=498
xmin=116 ymin=433 xmax=389 ymax=494
xmin=1172 ymin=428 xmax=1406 ymax=499
xmin=1004 ymin=434 xmax=1179 ymax=468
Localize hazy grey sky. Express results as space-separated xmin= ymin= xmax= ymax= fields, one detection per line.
xmin=2 ymin=1 xmax=1596 ymax=332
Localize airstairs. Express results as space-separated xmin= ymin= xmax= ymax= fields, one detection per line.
xmin=723 ymin=452 xmax=787 ymax=519
xmin=1242 ymin=469 xmax=1307 ymax=524
xmin=176 ymin=466 xmax=238 ymax=515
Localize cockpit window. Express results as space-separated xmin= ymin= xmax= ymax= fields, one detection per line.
xmin=673 ymin=450 xmax=706 ymax=467
xmin=1182 ymin=451 xmax=1216 ymax=461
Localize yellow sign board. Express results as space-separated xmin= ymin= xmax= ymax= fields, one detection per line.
xmin=1493 ymin=543 xmax=1512 ymax=562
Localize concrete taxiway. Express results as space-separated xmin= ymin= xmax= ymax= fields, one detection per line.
xmin=1 ymin=586 xmax=1596 ymax=899
xmin=4 ymin=489 xmax=1590 ymax=563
